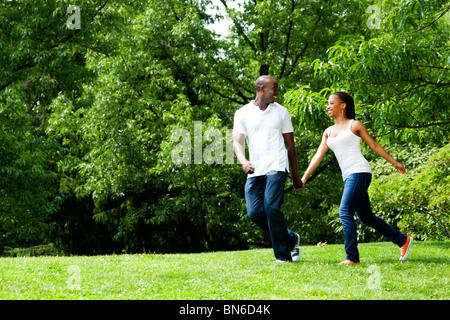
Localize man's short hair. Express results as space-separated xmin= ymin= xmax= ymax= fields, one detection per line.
xmin=254 ymin=75 xmax=274 ymax=92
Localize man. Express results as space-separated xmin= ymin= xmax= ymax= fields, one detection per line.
xmin=233 ymin=75 xmax=303 ymax=262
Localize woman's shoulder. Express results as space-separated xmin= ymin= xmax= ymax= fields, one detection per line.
xmin=349 ymin=119 xmax=368 ymax=137
xmin=350 ymin=119 xmax=364 ymax=126
xmin=324 ymin=125 xmax=334 ymax=137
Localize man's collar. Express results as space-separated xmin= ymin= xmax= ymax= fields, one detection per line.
xmin=251 ymin=100 xmax=273 ymax=112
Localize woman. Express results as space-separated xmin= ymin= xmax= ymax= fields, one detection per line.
xmin=301 ymin=92 xmax=413 ymax=265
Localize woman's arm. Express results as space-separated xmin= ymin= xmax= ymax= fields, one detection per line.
xmin=352 ymin=120 xmax=407 ymax=174
xmin=301 ymin=129 xmax=330 ymax=185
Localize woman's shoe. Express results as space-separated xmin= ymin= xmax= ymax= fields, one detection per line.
xmin=399 ymin=236 xmax=413 ymax=261
xmin=338 ymin=260 xmax=360 ymax=265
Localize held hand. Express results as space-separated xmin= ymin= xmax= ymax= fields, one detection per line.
xmin=394 ymin=161 xmax=407 ymax=174
xmin=242 ymin=160 xmax=255 ymax=174
xmin=293 ymin=175 xmax=303 ymax=190
xmin=301 ymin=177 xmax=307 ymax=188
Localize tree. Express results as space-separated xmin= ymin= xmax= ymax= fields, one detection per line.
xmin=286 ymin=0 xmax=450 ymax=145
xmin=0 ymin=0 xmax=103 ymax=250
xmin=1 ymin=0 xmax=448 ymax=254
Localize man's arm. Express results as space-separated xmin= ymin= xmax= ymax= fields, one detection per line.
xmin=283 ymin=132 xmax=303 ymax=190
xmin=233 ymin=133 xmax=255 ymax=174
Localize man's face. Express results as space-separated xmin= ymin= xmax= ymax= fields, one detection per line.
xmin=261 ymin=79 xmax=278 ymax=104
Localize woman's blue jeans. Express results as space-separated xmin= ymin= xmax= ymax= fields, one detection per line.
xmin=245 ymin=171 xmax=297 ymax=261
xmin=340 ymin=173 xmax=407 ymax=262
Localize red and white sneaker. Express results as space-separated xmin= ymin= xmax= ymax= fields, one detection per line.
xmin=399 ymin=236 xmax=413 ymax=261
xmin=338 ymin=260 xmax=360 ymax=265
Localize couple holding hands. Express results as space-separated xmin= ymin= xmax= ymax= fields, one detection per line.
xmin=233 ymin=76 xmax=413 ymax=264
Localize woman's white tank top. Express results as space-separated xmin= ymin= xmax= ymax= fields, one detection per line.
xmin=326 ymin=120 xmax=372 ymax=181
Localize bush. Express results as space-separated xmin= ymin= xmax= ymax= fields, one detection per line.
xmin=2 ymin=244 xmax=62 ymax=257
xmin=369 ymin=143 xmax=450 ymax=240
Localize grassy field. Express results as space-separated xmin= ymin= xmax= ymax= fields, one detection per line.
xmin=0 ymin=241 xmax=448 ymax=300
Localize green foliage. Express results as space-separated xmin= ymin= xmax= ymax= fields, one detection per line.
xmin=286 ymin=0 xmax=450 ymax=145
xmin=1 ymin=0 xmax=449 ymax=254
xmin=370 ymin=143 xmax=450 ymax=240
xmin=2 ymin=243 xmax=61 ymax=257
xmin=0 ymin=95 xmax=59 ymax=250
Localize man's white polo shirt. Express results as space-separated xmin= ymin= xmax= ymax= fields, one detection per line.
xmin=233 ymin=101 xmax=294 ymax=178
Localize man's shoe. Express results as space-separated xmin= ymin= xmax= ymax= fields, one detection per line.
xmin=338 ymin=260 xmax=360 ymax=265
xmin=400 ymin=236 xmax=413 ymax=261
xmin=291 ymin=233 xmax=301 ymax=262
xmin=274 ymin=259 xmax=287 ymax=264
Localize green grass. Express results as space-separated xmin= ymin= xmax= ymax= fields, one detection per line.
xmin=0 ymin=241 xmax=448 ymax=300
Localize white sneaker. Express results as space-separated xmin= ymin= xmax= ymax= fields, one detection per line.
xmin=291 ymin=233 xmax=301 ymax=262
xmin=274 ymin=259 xmax=287 ymax=264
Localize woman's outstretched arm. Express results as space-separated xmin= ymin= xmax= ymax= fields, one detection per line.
xmin=301 ymin=128 xmax=330 ymax=185
xmin=352 ymin=120 xmax=407 ymax=174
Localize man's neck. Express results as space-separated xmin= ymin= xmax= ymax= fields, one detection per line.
xmin=253 ymin=98 xmax=270 ymax=111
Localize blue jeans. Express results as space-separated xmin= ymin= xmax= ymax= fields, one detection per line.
xmin=339 ymin=173 xmax=407 ymax=262
xmin=244 ymin=171 xmax=298 ymax=261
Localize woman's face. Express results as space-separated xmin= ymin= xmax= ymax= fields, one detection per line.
xmin=327 ymin=94 xmax=344 ymax=118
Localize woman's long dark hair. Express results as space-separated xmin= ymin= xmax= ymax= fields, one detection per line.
xmin=332 ymin=91 xmax=355 ymax=119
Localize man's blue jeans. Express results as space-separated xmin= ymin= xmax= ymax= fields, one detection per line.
xmin=244 ymin=171 xmax=297 ymax=261
xmin=340 ymin=172 xmax=407 ymax=262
